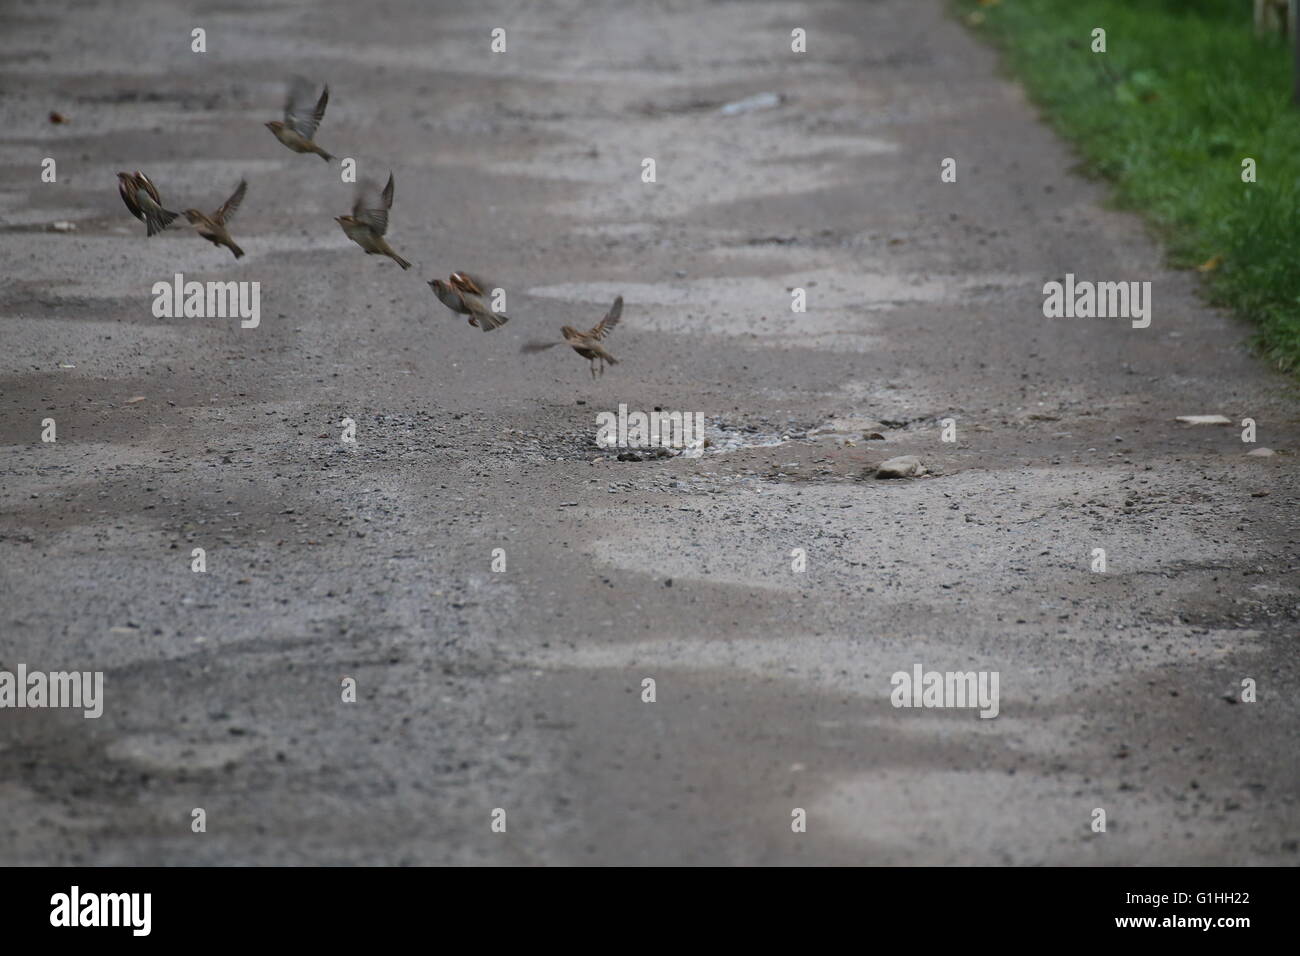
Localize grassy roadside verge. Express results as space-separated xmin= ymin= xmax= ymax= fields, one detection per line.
xmin=956 ymin=0 xmax=1300 ymax=371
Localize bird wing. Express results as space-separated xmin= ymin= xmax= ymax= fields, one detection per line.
xmin=589 ymin=294 xmax=622 ymax=339
xmin=137 ymin=190 xmax=178 ymax=236
xmin=285 ymin=78 xmax=327 ymax=139
xmin=450 ymin=271 xmax=493 ymax=297
xmin=351 ymin=177 xmax=389 ymax=235
xmin=214 ymin=179 xmax=247 ymax=225
xmin=121 ymin=172 xmax=176 ymax=235
xmin=136 ymin=172 xmax=163 ymax=207
xmin=429 ymin=281 xmax=469 ymax=314
xmin=118 ymin=176 xmax=144 ymax=221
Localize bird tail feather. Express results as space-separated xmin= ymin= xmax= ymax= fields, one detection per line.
xmin=147 ymin=208 xmax=179 ymax=237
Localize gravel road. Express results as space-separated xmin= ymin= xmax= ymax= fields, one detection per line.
xmin=1 ymin=0 xmax=1297 ymax=865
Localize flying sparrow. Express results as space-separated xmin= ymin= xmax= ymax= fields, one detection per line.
xmin=335 ymin=173 xmax=411 ymax=269
xmin=116 ymin=170 xmax=178 ymax=236
xmin=427 ymin=271 xmax=509 ymax=330
xmin=522 ymin=295 xmax=622 ymax=377
xmin=183 ymin=179 xmax=247 ymax=259
xmin=265 ymin=78 xmax=333 ymax=162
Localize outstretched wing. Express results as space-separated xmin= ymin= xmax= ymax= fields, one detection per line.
xmin=215 ymin=179 xmax=247 ymax=225
xmin=351 ymin=176 xmax=390 ymax=235
xmin=285 ymin=77 xmax=327 ymax=139
xmin=588 ymin=295 xmax=622 ymax=339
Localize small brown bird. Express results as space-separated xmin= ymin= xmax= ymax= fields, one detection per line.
xmin=116 ymin=170 xmax=178 ymax=236
xmin=335 ymin=173 xmax=411 ymax=269
xmin=428 ymin=271 xmax=509 ymax=331
xmin=522 ymin=295 xmax=622 ymax=377
xmin=265 ymin=78 xmax=333 ymax=162
xmin=183 ymin=179 xmax=247 ymax=259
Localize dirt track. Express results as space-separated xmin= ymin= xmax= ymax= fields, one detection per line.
xmin=1 ymin=0 xmax=1297 ymax=865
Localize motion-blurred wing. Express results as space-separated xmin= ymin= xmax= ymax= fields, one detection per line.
xmin=589 ymin=295 xmax=622 ymax=339
xmin=285 ymin=77 xmax=327 ymax=139
xmin=215 ymin=179 xmax=247 ymax=225
xmin=351 ymin=178 xmax=389 ymax=236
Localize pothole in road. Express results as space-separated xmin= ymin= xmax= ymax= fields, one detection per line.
xmin=590 ymin=418 xmax=805 ymax=462
xmin=493 ymin=414 xmax=931 ymax=468
xmin=581 ymin=416 xmax=929 ymax=464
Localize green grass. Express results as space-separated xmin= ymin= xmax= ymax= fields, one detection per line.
xmin=957 ymin=0 xmax=1300 ymax=371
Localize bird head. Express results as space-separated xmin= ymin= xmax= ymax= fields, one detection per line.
xmin=560 ymin=325 xmax=580 ymax=338
xmin=182 ymin=209 xmax=203 ymax=223
xmin=264 ymin=120 xmax=284 ymax=132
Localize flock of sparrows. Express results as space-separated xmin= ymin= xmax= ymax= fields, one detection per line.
xmin=115 ymin=78 xmax=624 ymax=377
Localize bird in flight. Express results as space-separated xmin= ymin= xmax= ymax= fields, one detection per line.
xmin=116 ymin=170 xmax=178 ymax=236
xmin=265 ymin=78 xmax=333 ymax=162
xmin=522 ymin=295 xmax=622 ymax=377
xmin=428 ymin=271 xmax=510 ymax=330
xmin=335 ymin=173 xmax=411 ymax=269
xmin=183 ymin=179 xmax=248 ymax=259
